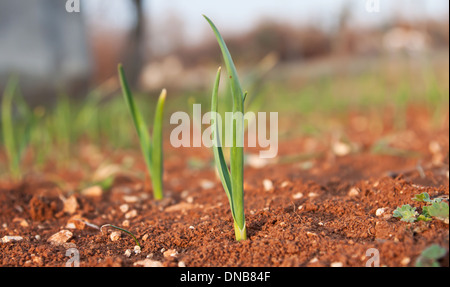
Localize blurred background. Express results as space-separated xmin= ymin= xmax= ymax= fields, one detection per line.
xmin=1 ymin=0 xmax=448 ymax=97
xmin=0 ymin=0 xmax=448 ymax=178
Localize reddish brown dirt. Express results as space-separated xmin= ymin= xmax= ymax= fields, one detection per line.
xmin=0 ymin=108 xmax=449 ymax=267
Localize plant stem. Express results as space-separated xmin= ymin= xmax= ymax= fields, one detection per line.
xmin=205 ymin=15 xmax=247 ymax=241
xmin=150 ymin=89 xmax=166 ymax=200
xmin=234 ymin=221 xmax=247 ymax=241
xmin=118 ymin=64 xmax=166 ymax=200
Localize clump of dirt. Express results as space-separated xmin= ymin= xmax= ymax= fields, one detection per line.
xmin=28 ymin=195 xmax=60 ymax=222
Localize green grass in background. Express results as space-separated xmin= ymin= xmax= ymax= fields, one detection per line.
xmin=0 ymin=52 xmax=448 ymax=178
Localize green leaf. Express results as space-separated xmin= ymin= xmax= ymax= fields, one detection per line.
xmin=421 ymin=245 xmax=447 ymax=259
xmin=150 ymin=89 xmax=166 ymax=200
xmin=97 ymin=176 xmax=115 ymax=190
xmin=118 ymin=64 xmax=165 ymax=200
xmin=2 ymin=77 xmax=19 ymax=176
xmin=393 ymin=205 xmax=418 ymax=223
xmin=1 ymin=76 xmax=33 ymax=179
xmin=205 ymin=16 xmax=247 ymax=241
xmin=423 ymin=201 xmax=449 ymax=223
xmin=415 ymin=245 xmax=447 ymax=267
xmin=412 ymin=193 xmax=431 ymax=203
xmin=203 ymin=15 xmax=245 ymax=105
xmin=118 ymin=64 xmax=152 ymax=166
xmin=417 ymin=215 xmax=433 ymax=222
xmin=13 ymin=89 xmax=36 ymax=160
xmin=211 ymin=67 xmax=235 ymax=220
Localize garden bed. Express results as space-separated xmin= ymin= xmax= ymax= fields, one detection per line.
xmin=0 ymin=109 xmax=448 ymax=267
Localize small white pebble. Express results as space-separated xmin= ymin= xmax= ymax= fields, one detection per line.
xmin=247 ymin=154 xmax=271 ymax=169
xmin=124 ymin=249 xmax=132 ymax=258
xmin=1 ymin=236 xmax=24 ymax=243
xmin=189 ymin=226 xmax=195 ymax=230
xmin=163 ymin=249 xmax=178 ymax=258
xmin=263 ymin=179 xmax=274 ymax=192
xmin=81 ymin=185 xmax=103 ymax=197
xmin=309 ymin=258 xmax=319 ymax=263
xmin=66 ymin=222 xmax=76 ymax=229
xmin=13 ymin=217 xmax=29 ymax=228
xmin=180 ymin=190 xmax=190 ymax=198
xmin=348 ymin=188 xmax=360 ymax=197
xmin=200 ymin=180 xmax=215 ymax=190
xmin=119 ymin=204 xmax=129 ymax=213
xmin=123 ymin=195 xmax=140 ymax=203
xmin=401 ymin=257 xmax=411 ymax=266
xmin=125 ymin=210 xmax=138 ymax=219
xmin=186 ymin=196 xmax=194 ymax=204
xmin=308 ymin=192 xmax=319 ymax=198
xmin=122 ymin=220 xmax=130 ymax=227
xmin=429 ymin=141 xmax=441 ymax=154
xmin=376 ymin=208 xmax=386 ymax=217
xmin=133 ymin=259 xmax=162 ymax=267
xmin=35 ymin=235 xmax=41 ymax=241
xmin=47 ymin=230 xmax=73 ymax=246
xmin=333 ymin=142 xmax=351 ymax=156
xmin=331 ymin=262 xmax=343 ymax=267
xmin=134 ymin=245 xmax=141 ymax=255
xmin=281 ymin=181 xmax=291 ymax=188
xmin=110 ymin=231 xmax=121 ymax=242
xmin=293 ymin=192 xmax=303 ymax=200
xmin=178 ymin=261 xmax=186 ymax=267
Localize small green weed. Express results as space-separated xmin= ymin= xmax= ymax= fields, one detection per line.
xmin=415 ymin=244 xmax=447 ymax=267
xmin=1 ymin=76 xmax=34 ymax=179
xmin=394 ymin=193 xmax=449 ymax=224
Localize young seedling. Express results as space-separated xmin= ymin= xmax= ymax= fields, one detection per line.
xmin=1 ymin=76 xmax=34 ymax=180
xmin=393 ymin=193 xmax=449 ymax=224
xmin=412 ymin=192 xmax=433 ymax=203
xmin=415 ymin=244 xmax=447 ymax=267
xmin=101 ymin=224 xmax=141 ymax=248
xmin=69 ymin=219 xmax=140 ymax=248
xmin=422 ymin=200 xmax=449 ymax=223
xmin=393 ymin=204 xmax=419 ymax=223
xmin=205 ymin=15 xmax=247 ymax=241
xmin=118 ymin=64 xmax=166 ymax=200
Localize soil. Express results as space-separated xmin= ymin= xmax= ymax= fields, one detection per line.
xmin=0 ymin=107 xmax=449 ymax=267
